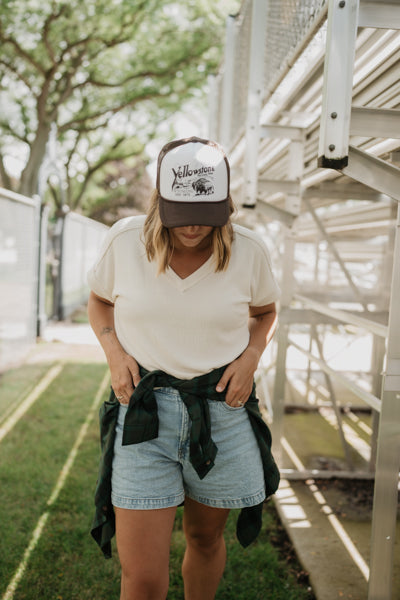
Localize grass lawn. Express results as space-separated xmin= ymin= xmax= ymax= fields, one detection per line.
xmin=0 ymin=363 xmax=54 ymax=423
xmin=0 ymin=361 xmax=314 ymax=600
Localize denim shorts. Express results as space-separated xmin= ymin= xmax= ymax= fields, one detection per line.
xmin=111 ymin=387 xmax=265 ymax=510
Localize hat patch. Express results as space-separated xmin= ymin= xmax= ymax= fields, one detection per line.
xmin=172 ymin=163 xmax=216 ymax=200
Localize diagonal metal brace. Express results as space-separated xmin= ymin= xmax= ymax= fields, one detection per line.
xmin=342 ymin=146 xmax=400 ymax=203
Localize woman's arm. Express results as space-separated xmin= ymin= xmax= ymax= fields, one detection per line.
xmin=216 ymin=302 xmax=278 ymax=407
xmin=88 ymin=291 xmax=141 ymax=403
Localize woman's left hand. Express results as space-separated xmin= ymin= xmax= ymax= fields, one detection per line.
xmin=215 ymin=347 xmax=259 ymax=408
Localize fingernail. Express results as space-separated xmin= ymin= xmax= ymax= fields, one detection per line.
xmin=216 ymin=385 xmax=223 ymax=392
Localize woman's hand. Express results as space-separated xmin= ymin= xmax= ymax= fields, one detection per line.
xmin=216 ymin=303 xmax=278 ymax=408
xmin=215 ymin=347 xmax=259 ymax=408
xmin=87 ymin=292 xmax=141 ymax=405
xmin=109 ymin=351 xmax=141 ymax=405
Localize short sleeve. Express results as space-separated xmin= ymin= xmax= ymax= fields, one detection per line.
xmin=250 ymin=238 xmax=281 ymax=307
xmin=87 ymin=227 xmax=116 ymax=303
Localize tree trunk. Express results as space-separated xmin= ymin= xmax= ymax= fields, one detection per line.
xmin=0 ymin=153 xmax=13 ymax=191
xmin=19 ymin=122 xmax=51 ymax=198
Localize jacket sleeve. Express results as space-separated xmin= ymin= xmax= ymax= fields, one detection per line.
xmin=90 ymin=392 xmax=119 ymax=558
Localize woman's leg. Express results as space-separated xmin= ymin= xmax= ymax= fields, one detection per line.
xmin=115 ymin=506 xmax=177 ymax=600
xmin=182 ymin=497 xmax=230 ymax=600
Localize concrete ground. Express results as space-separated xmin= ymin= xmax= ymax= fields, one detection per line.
xmin=275 ymin=477 xmax=400 ymax=600
xmin=25 ymin=321 xmax=400 ymax=600
xmin=26 ymin=321 xmax=107 ymax=364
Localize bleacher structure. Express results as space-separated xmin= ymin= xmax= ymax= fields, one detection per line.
xmin=209 ymin=1 xmax=400 ymax=598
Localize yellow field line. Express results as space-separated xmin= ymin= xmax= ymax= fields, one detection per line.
xmin=1 ymin=369 xmax=110 ymax=600
xmin=0 ymin=363 xmax=64 ymax=443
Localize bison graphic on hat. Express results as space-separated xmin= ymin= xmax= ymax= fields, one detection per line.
xmin=192 ymin=178 xmax=214 ymax=196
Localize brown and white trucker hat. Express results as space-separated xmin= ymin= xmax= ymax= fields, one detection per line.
xmin=156 ymin=136 xmax=230 ymax=228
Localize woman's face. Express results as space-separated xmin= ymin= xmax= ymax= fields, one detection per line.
xmin=170 ymin=225 xmax=213 ymax=250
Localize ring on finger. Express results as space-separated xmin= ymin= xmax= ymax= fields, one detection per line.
xmin=116 ymin=395 xmax=124 ymax=400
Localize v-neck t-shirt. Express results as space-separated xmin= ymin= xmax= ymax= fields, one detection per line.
xmin=87 ymin=215 xmax=280 ymax=379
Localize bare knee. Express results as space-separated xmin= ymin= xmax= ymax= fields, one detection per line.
xmin=185 ymin=526 xmax=225 ymax=557
xmin=121 ymin=567 xmax=169 ymax=600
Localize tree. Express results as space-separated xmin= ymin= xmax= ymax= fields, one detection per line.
xmin=0 ymin=0 xmax=237 ymax=211
xmin=85 ymin=156 xmax=154 ymax=225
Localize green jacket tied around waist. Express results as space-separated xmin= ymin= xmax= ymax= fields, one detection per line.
xmin=90 ymin=364 xmax=280 ymax=558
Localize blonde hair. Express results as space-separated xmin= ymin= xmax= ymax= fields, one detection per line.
xmin=143 ymin=190 xmax=235 ymax=274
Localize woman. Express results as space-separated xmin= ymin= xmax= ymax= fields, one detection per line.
xmin=88 ymin=137 xmax=280 ymax=600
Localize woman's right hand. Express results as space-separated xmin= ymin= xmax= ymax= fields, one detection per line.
xmin=87 ymin=293 xmax=141 ymax=405
xmin=109 ymin=351 xmax=141 ymax=405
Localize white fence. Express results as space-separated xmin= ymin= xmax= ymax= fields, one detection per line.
xmin=0 ymin=189 xmax=41 ymax=370
xmin=0 ymin=188 xmax=108 ymax=371
xmin=56 ymin=212 xmax=108 ymax=319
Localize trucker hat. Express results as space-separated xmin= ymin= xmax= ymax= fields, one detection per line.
xmin=156 ymin=136 xmax=230 ymax=228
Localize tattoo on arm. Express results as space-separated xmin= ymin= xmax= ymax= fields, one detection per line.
xmin=100 ymin=326 xmax=114 ymax=336
xmin=253 ymin=313 xmax=269 ymax=324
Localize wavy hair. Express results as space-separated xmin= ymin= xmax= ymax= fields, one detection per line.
xmin=143 ymin=190 xmax=235 ymax=274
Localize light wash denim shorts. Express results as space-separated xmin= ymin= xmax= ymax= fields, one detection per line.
xmin=111 ymin=387 xmax=266 ymax=510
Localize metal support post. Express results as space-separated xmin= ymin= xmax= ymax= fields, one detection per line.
xmin=305 ymin=324 xmax=314 ymax=403
xmin=314 ymin=236 xmax=322 ymax=285
xmin=369 ymin=218 xmax=396 ymax=472
xmin=287 ymin=136 xmax=303 ymax=216
xmin=368 ymin=204 xmax=400 ymax=599
xmin=36 ymin=203 xmax=49 ymax=337
xmin=51 ymin=216 xmax=65 ymax=321
xmin=369 ymin=335 xmax=385 ymax=472
xmin=207 ymin=75 xmax=220 ymax=140
xmin=312 ymin=323 xmax=354 ymax=470
xmin=220 ymin=15 xmax=237 ymax=149
xmin=242 ymin=0 xmax=269 ymax=207
xmin=271 ymin=228 xmax=297 ymax=462
xmin=318 ymin=0 xmax=359 ymax=169
xmin=272 ymin=116 xmax=304 ymax=462
xmin=272 ymin=323 xmax=289 ymax=463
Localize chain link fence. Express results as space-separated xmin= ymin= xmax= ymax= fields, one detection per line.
xmin=212 ymin=0 xmax=327 ymax=148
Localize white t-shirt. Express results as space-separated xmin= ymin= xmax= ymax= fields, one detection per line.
xmin=87 ymin=215 xmax=280 ymax=379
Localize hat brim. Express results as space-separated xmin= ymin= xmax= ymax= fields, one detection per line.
xmin=159 ymin=197 xmax=230 ymax=228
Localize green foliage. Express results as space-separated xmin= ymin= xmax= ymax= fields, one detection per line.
xmin=0 ymin=0 xmax=237 ymax=210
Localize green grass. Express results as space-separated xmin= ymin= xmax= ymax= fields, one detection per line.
xmin=283 ymin=412 xmax=368 ymax=471
xmin=0 ymin=362 xmax=314 ymax=600
xmin=0 ymin=363 xmax=53 ymax=422
xmin=342 ymin=412 xmax=373 ymax=444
